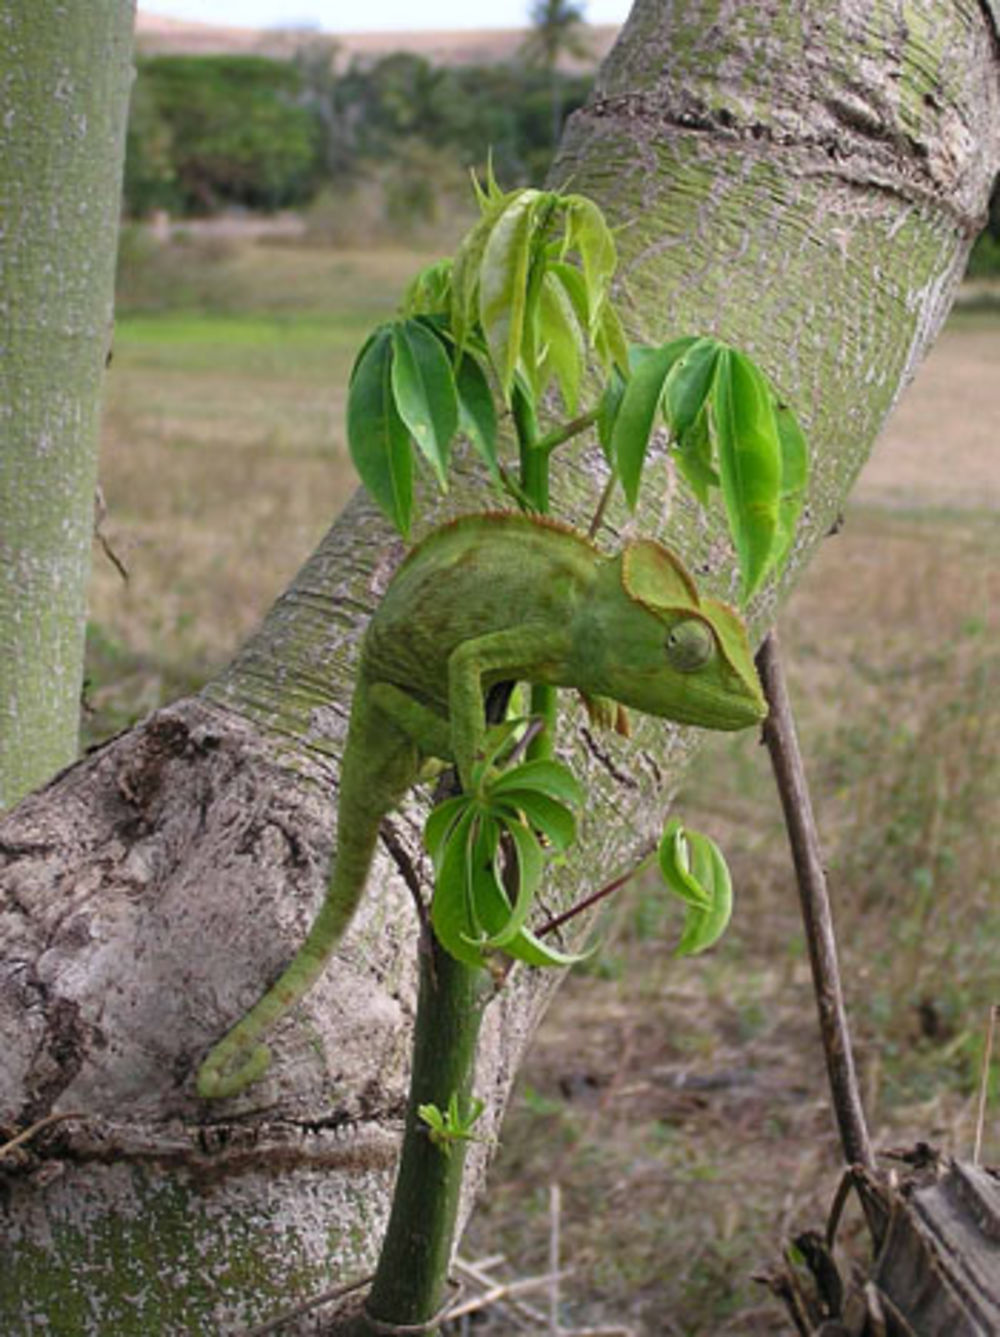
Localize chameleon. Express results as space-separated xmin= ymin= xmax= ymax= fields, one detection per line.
xmin=196 ymin=512 xmax=766 ymax=1099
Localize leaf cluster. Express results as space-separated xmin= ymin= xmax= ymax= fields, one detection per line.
xmin=603 ymin=338 xmax=809 ymax=597
xmin=348 ymin=175 xmax=808 ymax=597
xmin=347 ymin=173 xmax=626 ymax=534
xmin=425 ymin=722 xmax=586 ymax=971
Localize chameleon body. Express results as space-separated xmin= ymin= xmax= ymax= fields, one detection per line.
xmin=197 ymin=513 xmax=766 ymax=1098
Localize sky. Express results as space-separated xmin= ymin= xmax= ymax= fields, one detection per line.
xmin=141 ymin=0 xmax=631 ymax=33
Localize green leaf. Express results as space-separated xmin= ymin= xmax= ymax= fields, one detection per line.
xmin=454 ymin=352 xmax=500 ymax=482
xmin=479 ymin=189 xmax=545 ymax=400
xmin=596 ymin=367 xmax=627 ymax=466
xmin=503 ymin=923 xmax=591 ymax=968
xmin=451 ymin=193 xmax=509 ymax=357
xmin=537 ymin=269 xmax=586 ymax=412
xmin=488 ymin=758 xmax=584 ymax=807
xmin=663 ymin=337 xmax=720 ymax=438
xmin=674 ymin=830 xmax=733 ymax=956
xmin=403 ymin=259 xmax=452 ymax=317
xmin=594 ymin=297 xmax=630 ymax=377
xmin=476 ymin=817 xmax=542 ymax=948
xmin=657 ymin=819 xmax=734 ymax=956
xmin=773 ymin=402 xmax=809 ymax=570
xmin=709 ymin=348 xmax=782 ymax=599
xmin=346 ymin=326 xmax=413 ymax=535
xmin=494 ymin=789 xmax=577 ymax=852
xmin=674 ymin=413 xmax=719 ymax=508
xmin=431 ymin=808 xmax=489 ymax=969
xmin=390 ymin=319 xmax=458 ymax=489
xmin=610 ymin=338 xmax=696 ymax=509
xmin=424 ymin=794 xmax=474 ymax=868
xmin=657 ymin=818 xmax=712 ymax=910
xmin=564 ymin=194 xmax=617 ymax=328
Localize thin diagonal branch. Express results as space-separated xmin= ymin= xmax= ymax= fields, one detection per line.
xmin=756 ymin=630 xmax=874 ymax=1172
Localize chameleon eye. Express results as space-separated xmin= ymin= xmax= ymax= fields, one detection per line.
xmin=665 ymin=618 xmax=715 ymax=673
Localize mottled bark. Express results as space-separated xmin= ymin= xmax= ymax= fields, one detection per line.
xmin=1 ymin=1 xmax=998 ymax=1332
xmin=0 ymin=1 xmax=135 ymax=808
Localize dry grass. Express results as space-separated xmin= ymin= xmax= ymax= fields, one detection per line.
xmin=93 ymin=240 xmax=1000 ymax=1332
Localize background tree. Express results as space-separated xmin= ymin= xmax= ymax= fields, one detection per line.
xmin=520 ymin=0 xmax=593 ymax=146
xmin=0 ymin=1 xmax=135 ymax=810
xmin=2 ymin=0 xmax=998 ymax=1331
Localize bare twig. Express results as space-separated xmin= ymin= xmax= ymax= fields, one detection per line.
xmin=241 ymin=1273 xmax=372 ymax=1336
xmin=445 ymin=1270 xmax=573 ymax=1322
xmin=454 ymin=1256 xmax=548 ymax=1327
xmin=537 ymin=846 xmax=656 ymax=938
xmin=549 ymin=1183 xmax=562 ymax=1334
xmin=756 ymin=631 xmax=874 ymax=1172
xmin=0 ymin=1110 xmax=86 ymax=1160
xmin=973 ymin=1003 xmax=999 ymax=1165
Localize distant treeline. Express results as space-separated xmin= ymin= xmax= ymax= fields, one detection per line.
xmin=124 ymin=51 xmax=593 ymax=218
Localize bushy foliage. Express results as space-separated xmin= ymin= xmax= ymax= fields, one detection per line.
xmin=125 ymin=56 xmax=323 ymax=215
xmin=122 ymin=50 xmax=593 ymax=220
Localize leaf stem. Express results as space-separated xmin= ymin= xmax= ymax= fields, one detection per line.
xmin=537 ymin=848 xmax=656 ymax=937
xmin=533 ymin=407 xmax=601 ymax=458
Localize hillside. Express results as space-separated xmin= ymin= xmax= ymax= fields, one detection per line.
xmin=134 ymin=10 xmax=618 ymax=68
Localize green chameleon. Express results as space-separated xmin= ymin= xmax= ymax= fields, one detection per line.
xmin=196 ymin=512 xmax=766 ymax=1099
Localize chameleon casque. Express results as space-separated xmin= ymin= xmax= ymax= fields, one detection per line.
xmin=197 ymin=512 xmax=766 ymax=1098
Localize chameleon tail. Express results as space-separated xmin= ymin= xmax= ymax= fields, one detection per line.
xmin=195 ymin=809 xmax=382 ymax=1100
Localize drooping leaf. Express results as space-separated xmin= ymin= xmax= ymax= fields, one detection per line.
xmin=565 ymin=194 xmax=617 ymax=329
xmin=450 ymin=192 xmax=510 ymax=356
xmin=663 ymin=337 xmax=720 ymax=438
xmin=709 ymin=348 xmax=782 ymax=598
xmin=594 ymin=296 xmax=630 ymax=377
xmin=346 ymin=326 xmax=413 ymax=535
xmin=657 ymin=819 xmax=734 ymax=956
xmin=424 ymin=794 xmax=474 ymax=868
xmin=674 ymin=830 xmax=733 ymax=956
xmin=475 ymin=817 xmax=543 ymax=948
xmin=478 ymin=188 xmax=546 ymax=400
xmin=431 ymin=808 xmax=488 ymax=969
xmin=537 ymin=269 xmax=586 ymax=412
xmin=493 ymin=789 xmax=577 ymax=852
xmin=488 ymin=758 xmax=584 ymax=807
xmin=390 ymin=319 xmax=459 ymax=488
xmin=596 ymin=366 xmax=627 ymax=466
xmin=773 ymin=401 xmax=810 ymax=570
xmin=674 ymin=413 xmax=719 ymax=507
xmin=657 ymin=818 xmax=712 ymax=910
xmin=454 ymin=353 xmax=500 ymax=481
xmin=503 ymin=922 xmax=592 ymax=968
xmin=611 ymin=338 xmax=697 ymax=509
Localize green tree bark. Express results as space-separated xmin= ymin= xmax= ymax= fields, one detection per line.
xmin=0 ymin=1 xmax=997 ymax=1333
xmin=0 ymin=1 xmax=135 ymax=809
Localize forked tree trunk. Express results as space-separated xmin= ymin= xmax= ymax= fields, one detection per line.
xmin=0 ymin=1 xmax=135 ymax=809
xmin=2 ymin=1 xmax=998 ymax=1332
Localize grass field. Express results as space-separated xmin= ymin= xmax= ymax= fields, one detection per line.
xmin=96 ymin=236 xmax=1000 ymax=1334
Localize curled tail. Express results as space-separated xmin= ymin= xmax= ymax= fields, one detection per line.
xmin=196 ymin=696 xmax=419 ymax=1100
xmin=195 ymin=807 xmax=382 ymax=1099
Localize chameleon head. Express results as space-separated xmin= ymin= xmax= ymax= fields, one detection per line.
xmin=573 ymin=539 xmax=767 ymax=732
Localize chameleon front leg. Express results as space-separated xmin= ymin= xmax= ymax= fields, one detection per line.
xmin=447 ymin=626 xmax=572 ymax=790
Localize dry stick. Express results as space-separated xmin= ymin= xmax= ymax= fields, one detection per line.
xmin=756 ymin=632 xmax=875 ymax=1173
xmin=972 ymin=1003 xmax=999 ymax=1165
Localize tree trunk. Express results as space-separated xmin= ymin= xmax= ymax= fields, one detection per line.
xmin=2 ymin=1 xmax=998 ymax=1332
xmin=0 ymin=1 xmax=135 ymax=809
